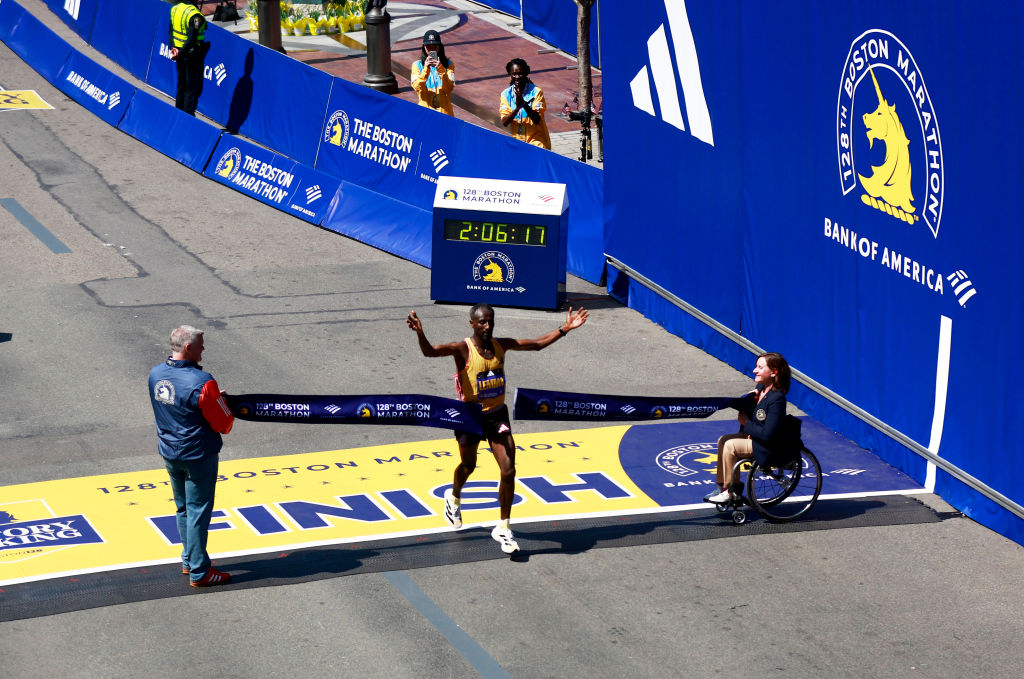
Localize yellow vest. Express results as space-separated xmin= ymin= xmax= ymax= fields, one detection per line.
xmin=170 ymin=2 xmax=205 ymax=48
xmin=455 ymin=338 xmax=505 ymax=412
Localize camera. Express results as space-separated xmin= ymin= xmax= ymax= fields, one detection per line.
xmin=428 ymin=51 xmax=438 ymax=61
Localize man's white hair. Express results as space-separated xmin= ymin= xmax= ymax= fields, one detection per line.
xmin=170 ymin=325 xmax=203 ymax=353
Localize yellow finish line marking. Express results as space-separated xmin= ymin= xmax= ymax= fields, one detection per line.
xmin=0 ymin=90 xmax=54 ymax=110
xmin=1 ymin=426 xmax=656 ymax=586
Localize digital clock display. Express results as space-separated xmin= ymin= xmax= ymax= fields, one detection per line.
xmin=444 ymin=219 xmax=548 ymax=247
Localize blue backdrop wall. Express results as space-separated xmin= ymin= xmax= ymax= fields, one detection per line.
xmin=471 ymin=0 xmax=602 ymax=69
xmin=601 ymin=0 xmax=1024 ymax=544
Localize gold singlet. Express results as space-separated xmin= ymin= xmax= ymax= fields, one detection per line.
xmin=455 ymin=338 xmax=506 ymax=412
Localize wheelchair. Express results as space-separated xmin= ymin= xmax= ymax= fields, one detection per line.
xmin=714 ymin=447 xmax=822 ymax=525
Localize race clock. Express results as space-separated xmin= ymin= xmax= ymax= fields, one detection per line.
xmin=431 ymin=177 xmax=567 ymax=309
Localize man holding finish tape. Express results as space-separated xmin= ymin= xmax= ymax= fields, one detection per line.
xmin=406 ymin=303 xmax=588 ymax=554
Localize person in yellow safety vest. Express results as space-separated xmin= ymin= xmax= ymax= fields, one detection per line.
xmin=169 ymin=0 xmax=209 ymax=115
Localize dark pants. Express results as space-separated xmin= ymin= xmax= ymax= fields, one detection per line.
xmin=175 ymin=50 xmax=205 ymax=116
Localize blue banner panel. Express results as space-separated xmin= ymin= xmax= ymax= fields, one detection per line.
xmin=523 ymin=0 xmax=601 ymax=68
xmin=88 ymin=0 xmax=164 ymax=80
xmin=0 ymin=0 xmax=74 ymax=83
xmin=117 ymin=88 xmax=221 ymax=173
xmin=0 ymin=514 xmax=103 ymax=551
xmin=43 ymin=0 xmax=98 ymax=40
xmin=514 ymin=388 xmax=734 ymax=421
xmin=320 ymin=181 xmax=432 ymax=266
xmin=204 ymin=135 xmax=341 ymax=224
xmin=224 ymin=393 xmax=483 ymax=435
xmin=600 ymin=0 xmax=1024 ymax=544
xmin=315 ymin=77 xmax=463 ymax=210
xmin=55 ymin=49 xmax=133 ymax=126
xmin=474 ymin=0 xmax=520 ymax=17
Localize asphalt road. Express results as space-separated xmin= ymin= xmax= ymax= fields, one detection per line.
xmin=1 ymin=4 xmax=1022 ymax=677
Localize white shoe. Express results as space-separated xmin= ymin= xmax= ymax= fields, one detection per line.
xmin=443 ymin=489 xmax=462 ymax=529
xmin=491 ymin=525 xmax=520 ymax=554
xmin=705 ymin=489 xmax=732 ymax=504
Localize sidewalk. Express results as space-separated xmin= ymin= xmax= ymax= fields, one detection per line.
xmin=219 ymin=0 xmax=603 ymax=167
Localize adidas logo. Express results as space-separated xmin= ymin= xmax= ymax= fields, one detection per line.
xmin=630 ymin=0 xmax=714 ymax=146
xmin=946 ymin=270 xmax=977 ymax=307
xmin=430 ymin=149 xmax=449 ymax=173
xmin=108 ymin=91 xmax=121 ymax=110
xmin=63 ymin=0 xmax=80 ymax=20
xmin=324 ymin=404 xmax=342 ymax=414
xmin=305 ymin=185 xmax=322 ymax=203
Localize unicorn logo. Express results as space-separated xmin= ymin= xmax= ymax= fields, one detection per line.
xmin=215 ymin=148 xmax=242 ymax=181
xmin=858 ymin=67 xmax=916 ymax=224
xmin=323 ymin=110 xmax=350 ymax=148
xmin=836 ymin=30 xmax=944 ymax=237
xmin=482 ymin=259 xmax=504 ymax=282
xmin=472 ymin=251 xmax=515 ymax=284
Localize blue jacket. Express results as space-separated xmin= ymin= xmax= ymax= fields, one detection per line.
xmin=149 ymin=358 xmax=223 ymax=461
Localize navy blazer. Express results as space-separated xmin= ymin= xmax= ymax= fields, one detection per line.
xmin=737 ymin=388 xmax=792 ymax=464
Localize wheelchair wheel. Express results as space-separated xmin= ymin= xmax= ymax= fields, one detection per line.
xmin=745 ymin=448 xmax=822 ymax=522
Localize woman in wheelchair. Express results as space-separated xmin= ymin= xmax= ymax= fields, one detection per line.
xmin=705 ymin=352 xmax=792 ymax=504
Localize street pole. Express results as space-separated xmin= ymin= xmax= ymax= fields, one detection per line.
xmin=257 ymin=0 xmax=285 ymax=53
xmin=363 ymin=1 xmax=398 ymax=93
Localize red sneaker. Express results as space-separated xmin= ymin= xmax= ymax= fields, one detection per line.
xmin=190 ymin=567 xmax=231 ymax=587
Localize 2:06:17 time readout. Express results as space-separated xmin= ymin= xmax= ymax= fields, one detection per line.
xmin=444 ymin=219 xmax=547 ymax=246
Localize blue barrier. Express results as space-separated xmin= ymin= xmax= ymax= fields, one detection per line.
xmin=320 ymin=181 xmax=432 ymax=266
xmin=43 ymin=0 xmax=98 ymax=41
xmin=204 ymin=134 xmax=341 ymax=224
xmin=145 ymin=22 xmax=248 ymax=127
xmin=0 ymin=0 xmax=73 ymax=82
xmin=88 ymin=0 xmax=164 ymax=81
xmin=117 ymin=88 xmax=221 ymax=173
xmin=602 ymin=0 xmax=1024 ymax=545
xmin=54 ymin=48 xmax=133 ymax=126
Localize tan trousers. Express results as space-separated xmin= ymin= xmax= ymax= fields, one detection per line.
xmin=716 ymin=433 xmax=753 ymax=489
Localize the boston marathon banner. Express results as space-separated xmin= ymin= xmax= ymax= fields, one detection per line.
xmin=600 ymin=0 xmax=1024 ymax=544
xmin=204 ymin=135 xmax=340 ymax=224
xmin=225 ymin=393 xmax=483 ymax=435
xmin=514 ymin=388 xmax=735 ymax=422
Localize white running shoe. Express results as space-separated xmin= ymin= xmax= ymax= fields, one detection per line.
xmin=491 ymin=525 xmax=520 ymax=554
xmin=705 ymin=489 xmax=732 ymax=504
xmin=443 ymin=489 xmax=462 ymax=529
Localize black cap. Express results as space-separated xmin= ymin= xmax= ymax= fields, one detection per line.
xmin=423 ymin=30 xmax=442 ymax=46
